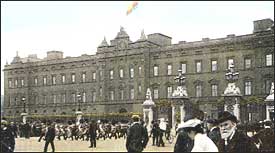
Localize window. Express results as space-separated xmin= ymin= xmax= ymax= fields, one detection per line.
xmin=245 ymin=81 xmax=252 ymax=95
xmin=196 ymin=61 xmax=202 ymax=73
xmin=195 ymin=85 xmax=202 ymax=97
xmin=62 ymin=93 xmax=66 ymax=103
xmin=82 ymin=72 xmax=86 ymax=82
xmin=43 ymin=76 xmax=47 ymax=85
xmin=110 ymin=70 xmax=114 ymax=79
xmin=15 ymin=79 xmax=18 ymax=87
xmin=181 ymin=63 xmax=187 ymax=74
xmin=53 ymin=94 xmax=57 ymax=104
xmin=244 ymin=58 xmax=251 ymax=69
xmin=34 ymin=77 xmax=38 ymax=86
xmin=21 ymin=78 xmax=24 ymax=87
xmin=130 ymin=88 xmax=135 ymax=100
xmin=227 ymin=58 xmax=234 ymax=69
xmin=167 ymin=64 xmax=172 ymax=75
xmin=34 ymin=95 xmax=38 ymax=104
xmin=52 ymin=75 xmax=56 ymax=85
xmin=82 ymin=92 xmax=86 ymax=103
xmin=8 ymin=80 xmax=12 ymax=88
xmin=61 ymin=75 xmax=66 ymax=84
xmin=72 ymin=93 xmax=76 ymax=103
xmin=264 ymin=80 xmax=272 ymax=94
xmin=92 ymin=72 xmax=96 ymax=81
xmin=154 ymin=66 xmax=159 ymax=76
xmin=153 ymin=89 xmax=159 ymax=99
xmin=266 ymin=54 xmax=273 ymax=66
xmin=167 ymin=86 xmax=173 ymax=98
xmin=138 ymin=84 xmax=142 ymax=94
xmin=43 ymin=95 xmax=47 ymax=105
xmin=110 ymin=91 xmax=114 ymax=101
xmin=119 ymin=69 xmax=124 ymax=78
xmin=130 ymin=68 xmax=134 ymax=78
xmin=92 ymin=91 xmax=96 ymax=102
xmin=71 ymin=74 xmax=75 ymax=83
xmin=211 ymin=60 xmax=217 ymax=72
xmin=211 ymin=84 xmax=218 ymax=97
xmin=138 ymin=66 xmax=142 ymax=76
xmin=100 ymin=70 xmax=103 ymax=80
xmin=99 ymin=87 xmax=103 ymax=97
xmin=120 ymin=90 xmax=124 ymax=100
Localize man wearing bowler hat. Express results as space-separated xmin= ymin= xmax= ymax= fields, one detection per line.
xmin=216 ymin=111 xmax=258 ymax=152
xmin=126 ymin=115 xmax=149 ymax=152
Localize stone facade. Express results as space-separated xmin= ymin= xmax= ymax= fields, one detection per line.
xmin=3 ymin=19 xmax=274 ymax=122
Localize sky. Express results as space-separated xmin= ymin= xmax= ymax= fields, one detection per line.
xmin=1 ymin=1 xmax=274 ymax=94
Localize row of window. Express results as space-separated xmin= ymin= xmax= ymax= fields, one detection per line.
xmin=7 ymin=80 xmax=272 ymax=106
xmin=7 ymin=54 xmax=273 ymax=88
xmin=153 ymin=54 xmax=273 ymax=76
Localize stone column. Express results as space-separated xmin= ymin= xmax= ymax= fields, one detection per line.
xmin=180 ymin=105 xmax=185 ymax=124
xmin=171 ymin=105 xmax=176 ymax=131
xmin=75 ymin=111 xmax=83 ymax=125
xmin=233 ymin=98 xmax=240 ymax=121
xmin=21 ymin=113 xmax=28 ymax=124
xmin=266 ymin=106 xmax=271 ymax=121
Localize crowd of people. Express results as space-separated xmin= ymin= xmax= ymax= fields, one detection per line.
xmin=1 ymin=110 xmax=274 ymax=152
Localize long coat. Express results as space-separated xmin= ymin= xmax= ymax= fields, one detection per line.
xmin=174 ymin=128 xmax=193 ymax=153
xmin=45 ymin=127 xmax=56 ymax=142
xmin=89 ymin=123 xmax=98 ymax=138
xmin=0 ymin=126 xmax=15 ymax=152
xmin=126 ymin=122 xmax=149 ymax=152
xmin=217 ymin=130 xmax=258 ymax=152
xmin=252 ymin=127 xmax=274 ymax=152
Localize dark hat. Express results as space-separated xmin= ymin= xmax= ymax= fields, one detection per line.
xmin=217 ymin=111 xmax=238 ymax=124
xmin=207 ymin=119 xmax=218 ymax=125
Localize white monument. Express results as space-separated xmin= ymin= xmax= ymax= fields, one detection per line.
xmin=75 ymin=111 xmax=83 ymax=125
xmin=21 ymin=112 xmax=28 ymax=124
xmin=265 ymin=82 xmax=274 ymax=121
xmin=142 ymin=88 xmax=155 ymax=133
xmin=223 ymin=63 xmax=242 ymax=121
xmin=171 ymin=70 xmax=189 ymax=133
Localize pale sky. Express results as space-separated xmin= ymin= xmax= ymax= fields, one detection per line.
xmin=1 ymin=1 xmax=274 ymax=94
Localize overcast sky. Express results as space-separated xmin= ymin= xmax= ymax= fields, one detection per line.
xmin=1 ymin=1 xmax=274 ymax=94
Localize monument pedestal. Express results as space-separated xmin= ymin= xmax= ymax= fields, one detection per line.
xmin=223 ymin=96 xmax=241 ymax=121
xmin=142 ymin=88 xmax=155 ymax=133
xmin=75 ymin=111 xmax=83 ymax=125
xmin=20 ymin=112 xmax=28 ymax=124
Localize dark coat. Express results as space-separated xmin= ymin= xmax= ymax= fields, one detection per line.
xmin=174 ymin=128 xmax=193 ymax=153
xmin=126 ymin=122 xmax=149 ymax=152
xmin=0 ymin=126 xmax=15 ymax=152
xmin=252 ymin=127 xmax=274 ymax=152
xmin=89 ymin=123 xmax=98 ymax=138
xmin=217 ymin=130 xmax=258 ymax=152
xmin=45 ymin=127 xmax=56 ymax=142
xmin=207 ymin=127 xmax=221 ymax=145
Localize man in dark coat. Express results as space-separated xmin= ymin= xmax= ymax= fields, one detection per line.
xmin=216 ymin=111 xmax=258 ymax=152
xmin=1 ymin=120 xmax=15 ymax=152
xmin=174 ymin=128 xmax=194 ymax=152
xmin=150 ymin=120 xmax=159 ymax=146
xmin=251 ymin=120 xmax=274 ymax=152
xmin=126 ymin=115 xmax=149 ymax=153
xmin=89 ymin=120 xmax=98 ymax=148
xmin=206 ymin=119 xmax=221 ymax=145
xmin=44 ymin=122 xmax=56 ymax=152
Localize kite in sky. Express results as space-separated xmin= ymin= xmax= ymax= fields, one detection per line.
xmin=126 ymin=1 xmax=138 ymax=15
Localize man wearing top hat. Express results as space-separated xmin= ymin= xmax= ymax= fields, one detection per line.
xmin=126 ymin=115 xmax=149 ymax=152
xmin=216 ymin=111 xmax=258 ymax=152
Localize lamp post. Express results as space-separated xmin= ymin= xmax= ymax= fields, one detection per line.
xmin=75 ymin=93 xmax=83 ymax=125
xmin=223 ymin=63 xmax=242 ymax=122
xmin=20 ymin=96 xmax=27 ymax=124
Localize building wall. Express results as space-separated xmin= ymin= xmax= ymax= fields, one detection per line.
xmin=3 ymin=19 xmax=274 ymax=122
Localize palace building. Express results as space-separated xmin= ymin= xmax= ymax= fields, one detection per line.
xmin=3 ymin=18 xmax=274 ymax=122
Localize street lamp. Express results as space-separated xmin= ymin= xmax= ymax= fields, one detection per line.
xmin=77 ymin=93 xmax=81 ymax=111
xmin=22 ymin=96 xmax=26 ymax=113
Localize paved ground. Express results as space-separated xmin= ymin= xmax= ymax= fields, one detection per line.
xmin=14 ymin=136 xmax=175 ymax=152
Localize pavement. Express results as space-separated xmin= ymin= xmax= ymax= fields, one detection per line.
xmin=14 ymin=136 xmax=175 ymax=152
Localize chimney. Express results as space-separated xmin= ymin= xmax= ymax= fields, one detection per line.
xmin=253 ymin=18 xmax=274 ymax=33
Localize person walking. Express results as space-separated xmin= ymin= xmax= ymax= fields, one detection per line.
xmin=216 ymin=111 xmax=258 ymax=152
xmin=179 ymin=118 xmax=218 ymax=152
xmin=88 ymin=120 xmax=98 ymax=148
xmin=126 ymin=115 xmax=149 ymax=153
xmin=1 ymin=120 xmax=15 ymax=153
xmin=252 ymin=120 xmax=274 ymax=152
xmin=150 ymin=120 xmax=159 ymax=146
xmin=157 ymin=118 xmax=166 ymax=147
xmin=43 ymin=122 xmax=56 ymax=152
xmin=206 ymin=119 xmax=221 ymax=145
